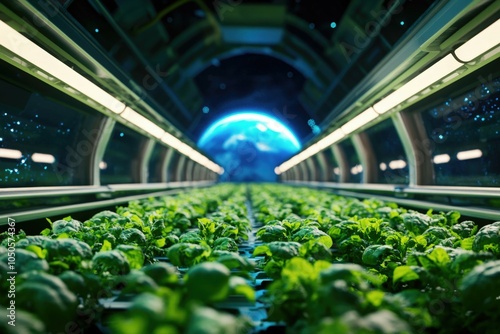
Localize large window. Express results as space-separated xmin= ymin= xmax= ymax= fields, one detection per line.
xmin=100 ymin=123 xmax=146 ymax=184
xmin=0 ymin=66 xmax=104 ymax=187
xmin=338 ymin=138 xmax=362 ymax=183
xmin=365 ymin=118 xmax=409 ymax=184
xmin=420 ymin=74 xmax=500 ymax=186
xmin=321 ymin=148 xmax=341 ymax=182
xmin=148 ymin=144 xmax=167 ymax=183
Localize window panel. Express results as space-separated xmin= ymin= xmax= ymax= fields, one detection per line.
xmin=338 ymin=138 xmax=362 ymax=183
xmin=364 ymin=118 xmax=409 ymax=184
xmin=321 ymin=148 xmax=341 ymax=182
xmin=148 ymin=144 xmax=167 ymax=183
xmin=420 ymin=75 xmax=500 ymax=186
xmin=100 ymin=122 xmax=146 ymax=184
xmin=0 ymin=74 xmax=103 ymax=187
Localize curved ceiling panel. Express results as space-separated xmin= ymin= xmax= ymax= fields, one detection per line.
xmin=6 ymin=0 xmax=439 ymax=145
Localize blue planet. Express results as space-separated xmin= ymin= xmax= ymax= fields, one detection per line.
xmin=198 ymin=112 xmax=301 ymax=182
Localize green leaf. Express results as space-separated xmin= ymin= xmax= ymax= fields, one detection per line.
xmin=446 ymin=211 xmax=461 ymax=225
xmin=116 ymin=245 xmax=144 ymax=270
xmin=393 ymin=266 xmax=419 ymax=284
xmin=100 ymin=239 xmax=113 ymax=252
xmin=460 ymin=237 xmax=474 ymax=250
xmin=40 ymin=228 xmax=51 ymax=236
xmin=25 ymin=245 xmax=47 ymax=259
xmin=166 ymin=243 xmax=210 ymax=267
xmin=229 ymin=276 xmax=255 ymax=302
xmin=362 ymin=245 xmax=393 ymax=266
xmin=427 ymin=247 xmax=450 ymax=266
xmin=253 ymin=244 xmax=271 ymax=257
xmin=366 ymin=290 xmax=385 ymax=307
xmin=268 ymin=241 xmax=301 ymax=260
xmin=317 ymin=235 xmax=333 ymax=248
xmin=414 ymin=235 xmax=427 ymax=248
xmin=215 ymin=252 xmax=254 ymax=271
xmin=155 ymin=238 xmax=166 ymax=248
xmin=49 ymin=260 xmax=70 ymax=270
xmin=313 ymin=260 xmax=332 ymax=274
xmin=282 ymin=257 xmax=315 ymax=281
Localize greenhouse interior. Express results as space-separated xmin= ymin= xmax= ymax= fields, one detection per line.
xmin=1 ymin=0 xmax=500 ymax=333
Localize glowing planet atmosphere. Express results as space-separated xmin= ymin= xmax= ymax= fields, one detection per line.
xmin=198 ymin=112 xmax=301 ymax=182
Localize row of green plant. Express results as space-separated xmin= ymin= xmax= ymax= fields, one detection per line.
xmin=0 ymin=185 xmax=255 ymax=334
xmin=250 ymin=184 xmax=500 ymax=334
xmin=2 ymin=183 xmax=499 ymax=334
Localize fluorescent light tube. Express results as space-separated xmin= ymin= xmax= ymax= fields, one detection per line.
xmin=121 ymin=107 xmax=165 ymax=138
xmin=279 ymin=161 xmax=291 ymax=172
xmin=316 ymin=129 xmax=345 ymax=150
xmin=389 ymin=159 xmax=407 ymax=169
xmin=373 ymin=55 xmax=462 ymax=114
xmin=303 ymin=144 xmax=320 ymax=158
xmin=161 ymin=132 xmax=183 ymax=148
xmin=176 ymin=142 xmax=195 ymax=157
xmin=0 ymin=148 xmax=22 ymax=159
xmin=457 ymin=149 xmax=482 ymax=160
xmin=31 ymin=153 xmax=55 ymax=164
xmin=0 ymin=20 xmax=126 ymax=114
xmin=350 ymin=165 xmax=363 ymax=175
xmin=455 ymin=19 xmax=500 ymax=62
xmin=341 ymin=108 xmax=378 ymax=134
xmin=433 ymin=154 xmax=450 ymax=164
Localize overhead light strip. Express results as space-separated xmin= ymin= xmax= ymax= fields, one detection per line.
xmin=341 ymin=107 xmax=378 ymax=134
xmin=0 ymin=20 xmax=126 ymax=114
xmin=372 ymin=54 xmax=462 ymax=114
xmin=0 ymin=19 xmax=223 ymax=175
xmin=0 ymin=148 xmax=22 ymax=160
xmin=454 ymin=19 xmax=500 ymax=62
xmin=276 ymin=20 xmax=500 ymax=175
xmin=121 ymin=107 xmax=165 ymax=139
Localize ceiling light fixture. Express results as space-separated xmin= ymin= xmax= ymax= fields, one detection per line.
xmin=454 ymin=19 xmax=500 ymax=62
xmin=31 ymin=153 xmax=56 ymax=164
xmin=456 ymin=149 xmax=482 ymax=161
xmin=373 ymin=54 xmax=462 ymax=114
xmin=276 ymin=19 xmax=500 ymax=176
xmin=0 ymin=19 xmax=223 ymax=176
xmin=0 ymin=148 xmax=22 ymax=159
xmin=433 ymin=154 xmax=451 ymax=164
xmin=0 ymin=20 xmax=126 ymax=114
xmin=341 ymin=107 xmax=378 ymax=134
xmin=121 ymin=107 xmax=165 ymax=139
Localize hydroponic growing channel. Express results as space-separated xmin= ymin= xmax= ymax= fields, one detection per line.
xmin=1 ymin=184 xmax=499 ymax=334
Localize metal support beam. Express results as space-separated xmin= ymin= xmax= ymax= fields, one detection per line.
xmin=332 ymin=144 xmax=349 ymax=183
xmin=175 ymin=155 xmax=187 ymax=182
xmin=92 ymin=118 xmax=116 ymax=186
xmin=393 ymin=112 xmax=434 ymax=185
xmin=185 ymin=159 xmax=195 ymax=182
xmin=292 ymin=167 xmax=299 ymax=181
xmin=305 ymin=158 xmax=317 ymax=181
xmin=352 ymin=133 xmax=377 ymax=184
xmin=202 ymin=167 xmax=210 ymax=181
xmin=161 ymin=148 xmax=175 ymax=182
xmin=297 ymin=162 xmax=307 ymax=181
xmin=315 ymin=152 xmax=328 ymax=182
xmin=138 ymin=139 xmax=155 ymax=183
xmin=192 ymin=164 xmax=201 ymax=181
